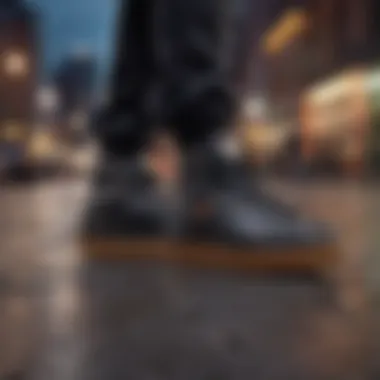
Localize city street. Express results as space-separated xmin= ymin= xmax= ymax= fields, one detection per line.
xmin=2 ymin=0 xmax=380 ymax=378
xmin=0 ymin=176 xmax=380 ymax=379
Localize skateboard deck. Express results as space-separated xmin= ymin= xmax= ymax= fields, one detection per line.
xmin=82 ymin=237 xmax=338 ymax=273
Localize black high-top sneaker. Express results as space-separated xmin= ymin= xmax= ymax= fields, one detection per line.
xmin=81 ymin=140 xmax=179 ymax=260
xmin=174 ymin=142 xmax=337 ymax=272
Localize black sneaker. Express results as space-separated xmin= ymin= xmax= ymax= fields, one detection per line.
xmin=82 ymin=154 xmax=175 ymax=260
xmin=174 ymin=143 xmax=337 ymax=272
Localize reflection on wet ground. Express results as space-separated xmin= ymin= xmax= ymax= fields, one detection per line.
xmin=0 ymin=178 xmax=379 ymax=379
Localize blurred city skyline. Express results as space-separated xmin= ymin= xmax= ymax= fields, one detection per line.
xmin=27 ymin=0 xmax=119 ymax=83
xmin=24 ymin=0 xmax=286 ymax=88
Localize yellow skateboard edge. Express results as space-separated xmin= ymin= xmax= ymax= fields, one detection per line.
xmin=81 ymin=236 xmax=339 ymax=273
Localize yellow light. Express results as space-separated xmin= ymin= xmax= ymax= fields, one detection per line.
xmin=3 ymin=51 xmax=29 ymax=78
xmin=1 ymin=121 xmax=24 ymax=142
xmin=305 ymin=69 xmax=362 ymax=105
xmin=28 ymin=132 xmax=54 ymax=159
xmin=262 ymin=9 xmax=309 ymax=56
xmin=301 ymin=69 xmax=366 ymax=139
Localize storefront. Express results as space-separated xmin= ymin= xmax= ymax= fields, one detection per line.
xmin=299 ymin=68 xmax=370 ymax=176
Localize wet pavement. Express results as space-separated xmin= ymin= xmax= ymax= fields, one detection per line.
xmin=0 ymin=178 xmax=379 ymax=379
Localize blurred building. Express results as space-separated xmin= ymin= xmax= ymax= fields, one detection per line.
xmin=261 ymin=0 xmax=380 ymax=117
xmin=54 ymin=50 xmax=97 ymax=115
xmin=36 ymin=85 xmax=60 ymax=126
xmin=0 ymin=0 xmax=38 ymax=144
xmin=53 ymin=50 xmax=97 ymax=143
xmin=256 ymin=0 xmax=380 ymax=176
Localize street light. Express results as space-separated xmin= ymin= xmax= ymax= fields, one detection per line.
xmin=261 ymin=9 xmax=309 ymax=56
xmin=3 ymin=50 xmax=29 ymax=78
xmin=1 ymin=120 xmax=25 ymax=142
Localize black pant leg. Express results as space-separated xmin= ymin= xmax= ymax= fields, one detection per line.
xmin=95 ymin=0 xmax=155 ymax=157
xmin=155 ymin=0 xmax=236 ymax=148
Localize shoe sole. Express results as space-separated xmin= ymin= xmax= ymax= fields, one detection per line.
xmin=82 ymin=237 xmax=338 ymax=273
